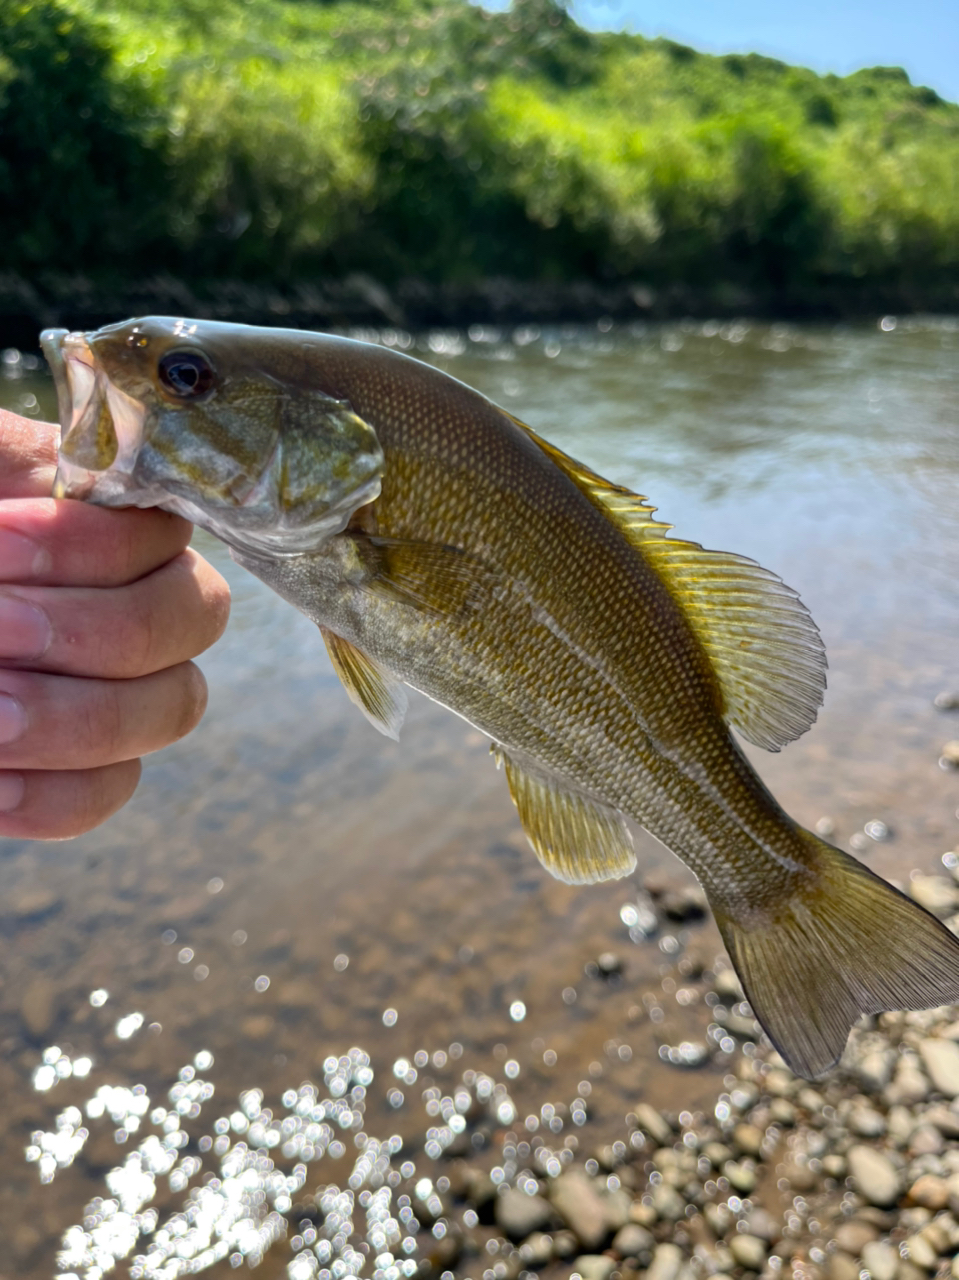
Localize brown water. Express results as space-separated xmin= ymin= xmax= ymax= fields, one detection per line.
xmin=1 ymin=318 xmax=958 ymax=1278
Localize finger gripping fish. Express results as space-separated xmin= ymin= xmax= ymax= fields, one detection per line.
xmin=41 ymin=317 xmax=959 ymax=1079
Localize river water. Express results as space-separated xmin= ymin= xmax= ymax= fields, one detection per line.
xmin=1 ymin=318 xmax=958 ymax=1277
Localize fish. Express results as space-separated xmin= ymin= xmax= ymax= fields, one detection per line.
xmin=40 ymin=316 xmax=959 ymax=1079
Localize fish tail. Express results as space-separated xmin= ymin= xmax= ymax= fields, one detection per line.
xmin=711 ymin=832 xmax=959 ymax=1079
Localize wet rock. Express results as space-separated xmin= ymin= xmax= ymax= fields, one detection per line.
xmin=901 ymin=1232 xmax=938 ymax=1270
xmin=713 ymin=969 xmax=744 ymax=1001
xmin=848 ymin=1145 xmax=901 ymax=1207
xmin=20 ymin=977 xmax=57 ymax=1038
xmin=934 ymin=692 xmax=959 ymax=710
xmin=612 ymin=1224 xmax=654 ymax=1258
xmin=723 ymin=1161 xmax=757 ymax=1194
xmin=886 ymin=1105 xmax=916 ymax=1146
xmin=907 ymin=1123 xmax=943 ymax=1155
xmin=549 ymin=1171 xmax=609 ymax=1250
xmin=744 ymin=1208 xmax=780 ymax=1243
xmin=573 ymin=1255 xmax=616 ymax=1280
xmin=652 ymin=1183 xmax=686 ymax=1221
xmin=886 ymin=1061 xmax=929 ymax=1107
xmin=859 ymin=1049 xmax=897 ymax=1093
xmin=552 ymin=1230 xmax=579 ymax=1259
xmin=939 ymin=740 xmax=959 ymax=767
xmin=822 ymin=1153 xmax=847 ymax=1179
xmin=496 ymin=1188 xmax=553 ymax=1240
xmin=660 ymin=886 xmax=707 ymax=922
xmin=647 ymin=1243 xmax=684 ymax=1280
xmin=633 ymin=1104 xmax=673 ymax=1147
xmin=918 ymin=1038 xmax=959 ymax=1097
xmin=850 ymin=1105 xmax=887 ymax=1138
xmin=834 ymin=1219 xmax=879 ymax=1254
xmin=905 ymin=1175 xmax=948 ymax=1211
xmin=519 ymin=1233 xmax=553 ymax=1267
xmin=909 ymin=876 xmax=959 ymax=916
xmin=861 ymin=1241 xmax=899 ymax=1280
xmin=596 ymin=952 xmax=623 ymax=977
xmin=9 ymin=885 xmax=63 ymax=921
xmin=729 ymin=1234 xmax=767 ymax=1271
xmin=828 ymin=1253 xmax=861 ymax=1280
xmin=732 ymin=1123 xmax=764 ymax=1156
xmin=924 ymin=1104 xmax=959 ymax=1139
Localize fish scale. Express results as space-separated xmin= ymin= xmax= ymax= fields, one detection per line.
xmin=41 ymin=316 xmax=959 ymax=1079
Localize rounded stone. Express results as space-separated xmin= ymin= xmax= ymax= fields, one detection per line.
xmin=612 ymin=1224 xmax=653 ymax=1258
xmin=918 ymin=1038 xmax=959 ymax=1098
xmin=729 ymin=1234 xmax=767 ymax=1271
xmin=495 ymin=1188 xmax=553 ymax=1240
xmin=646 ymin=1243 xmax=684 ymax=1280
xmin=861 ymin=1241 xmax=899 ymax=1280
xmin=848 ymin=1145 xmax=900 ymax=1207
xmin=573 ymin=1255 xmax=616 ymax=1280
xmin=834 ymin=1220 xmax=879 ymax=1254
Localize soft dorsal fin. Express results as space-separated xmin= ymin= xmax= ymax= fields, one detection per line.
xmin=320 ymin=626 xmax=407 ymax=740
xmin=493 ymin=746 xmax=636 ymax=884
xmin=508 ymin=415 xmax=826 ymax=752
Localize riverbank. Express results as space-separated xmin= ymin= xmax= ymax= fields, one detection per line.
xmin=6 ymin=274 xmax=959 ymax=351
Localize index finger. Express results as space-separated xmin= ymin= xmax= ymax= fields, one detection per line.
xmin=0 ymin=409 xmax=57 ymax=499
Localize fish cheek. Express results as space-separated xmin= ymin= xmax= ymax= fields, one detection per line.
xmin=275 ymin=395 xmax=384 ymax=517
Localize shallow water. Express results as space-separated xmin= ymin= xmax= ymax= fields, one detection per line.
xmin=1 ymin=318 xmax=958 ymax=1277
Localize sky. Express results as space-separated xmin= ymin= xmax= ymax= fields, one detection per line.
xmin=485 ymin=1 xmax=959 ymax=104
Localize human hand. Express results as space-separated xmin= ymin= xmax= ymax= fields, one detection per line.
xmin=0 ymin=407 xmax=231 ymax=838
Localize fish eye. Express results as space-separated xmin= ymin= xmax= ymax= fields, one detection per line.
xmin=158 ymin=350 xmax=216 ymax=399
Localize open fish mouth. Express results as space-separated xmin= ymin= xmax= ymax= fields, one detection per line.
xmin=40 ymin=322 xmax=385 ymax=557
xmin=42 ymin=329 xmax=151 ymax=507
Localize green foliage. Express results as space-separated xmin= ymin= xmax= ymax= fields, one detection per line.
xmin=5 ymin=0 xmax=959 ymax=304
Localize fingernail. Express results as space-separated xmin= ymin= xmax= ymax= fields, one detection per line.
xmin=0 ymin=527 xmax=49 ymax=580
xmin=0 ymin=694 xmax=26 ymax=744
xmin=0 ymin=594 xmax=51 ymax=659
xmin=0 ymin=771 xmax=24 ymax=812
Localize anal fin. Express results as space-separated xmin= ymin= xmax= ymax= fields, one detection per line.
xmin=494 ymin=746 xmax=636 ymax=885
xmin=320 ymin=626 xmax=407 ymax=740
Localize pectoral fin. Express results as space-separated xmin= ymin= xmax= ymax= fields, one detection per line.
xmin=494 ymin=746 xmax=636 ymax=884
xmin=320 ymin=626 xmax=407 ymax=740
xmin=355 ymin=535 xmax=498 ymax=618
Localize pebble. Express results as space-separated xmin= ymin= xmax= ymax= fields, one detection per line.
xmin=905 ymin=1175 xmax=948 ymax=1211
xmin=495 ymin=1188 xmax=553 ymax=1240
xmin=552 ymin=1230 xmax=579 ymax=1259
xmin=918 ymin=1038 xmax=959 ymax=1097
xmin=745 ymin=1208 xmax=780 ymax=1242
xmin=518 ymin=1233 xmax=553 ymax=1267
xmin=907 ymin=1123 xmax=943 ymax=1155
xmin=886 ymin=1063 xmax=929 ymax=1107
xmin=901 ymin=1232 xmax=938 ymax=1270
xmin=909 ymin=875 xmax=959 ymax=916
xmin=848 ymin=1144 xmax=901 ymax=1207
xmin=834 ymin=1219 xmax=879 ymax=1254
xmin=829 ymin=1253 xmax=861 ymax=1280
xmin=20 ymin=977 xmax=57 ymax=1038
xmin=9 ymin=886 xmax=63 ymax=920
xmin=923 ymin=1104 xmax=959 ymax=1138
xmin=732 ymin=1122 xmax=764 ymax=1155
xmin=713 ymin=968 xmax=744 ymax=1001
xmin=861 ymin=1240 xmax=899 ymax=1280
xmin=660 ymin=886 xmax=707 ymax=922
xmin=652 ymin=1183 xmax=686 ymax=1221
xmin=850 ymin=1105 xmax=887 ymax=1137
xmin=728 ymin=1234 xmax=767 ymax=1271
xmin=646 ymin=1243 xmax=684 ymax=1280
xmin=939 ymin=740 xmax=959 ymax=767
xmin=723 ymin=1160 xmax=757 ymax=1194
xmin=612 ymin=1224 xmax=653 ymax=1257
xmin=573 ymin=1256 xmax=616 ymax=1280
xmin=550 ymin=1171 xmax=610 ymax=1250
xmin=934 ymin=692 xmax=959 ymax=710
xmin=633 ymin=1103 xmax=673 ymax=1147
xmin=859 ymin=1048 xmax=897 ymax=1093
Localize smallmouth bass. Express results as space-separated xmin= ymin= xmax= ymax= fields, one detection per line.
xmin=40 ymin=317 xmax=959 ymax=1079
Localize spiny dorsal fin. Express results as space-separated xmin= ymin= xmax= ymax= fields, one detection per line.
xmin=320 ymin=626 xmax=407 ymax=740
xmin=493 ymin=746 xmax=636 ymax=884
xmin=507 ymin=415 xmax=826 ymax=752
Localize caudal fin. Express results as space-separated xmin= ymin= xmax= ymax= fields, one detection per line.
xmin=712 ymin=834 xmax=959 ymax=1079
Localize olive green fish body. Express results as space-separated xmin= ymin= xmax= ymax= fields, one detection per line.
xmin=41 ymin=318 xmax=959 ymax=1079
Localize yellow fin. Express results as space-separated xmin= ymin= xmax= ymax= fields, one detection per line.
xmin=508 ymin=415 xmax=826 ymax=751
xmin=494 ymin=746 xmax=636 ymax=885
xmin=713 ymin=831 xmax=959 ymax=1079
xmin=320 ymin=626 xmax=407 ymax=740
